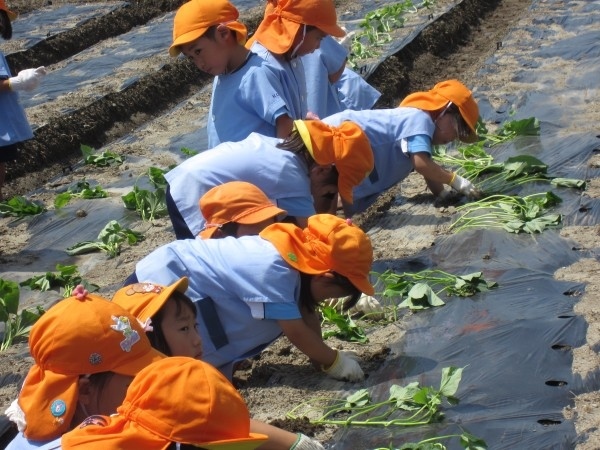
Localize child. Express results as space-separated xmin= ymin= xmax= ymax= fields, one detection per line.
xmin=198 ymin=181 xmax=287 ymax=239
xmin=169 ymin=0 xmax=294 ymax=147
xmin=247 ymin=0 xmax=346 ymax=120
xmin=61 ymin=357 xmax=268 ymax=450
xmin=303 ymin=36 xmax=381 ymax=118
xmin=4 ymin=287 xmax=164 ymax=449
xmin=113 ymin=278 xmax=327 ymax=450
xmin=321 ymin=79 xmax=483 ymax=215
xmin=165 ymin=120 xmax=373 ymax=239
xmin=0 ymin=0 xmax=46 ymax=200
xmin=127 ymin=214 xmax=374 ymax=382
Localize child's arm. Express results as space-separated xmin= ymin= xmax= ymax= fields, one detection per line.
xmin=250 ymin=419 xmax=325 ymax=449
xmin=277 ymin=317 xmax=364 ymax=381
xmin=412 ymin=152 xmax=480 ymax=198
xmin=275 ymin=114 xmax=294 ymax=138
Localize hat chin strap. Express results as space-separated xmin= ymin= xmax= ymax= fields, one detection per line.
xmin=290 ymin=24 xmax=306 ymax=58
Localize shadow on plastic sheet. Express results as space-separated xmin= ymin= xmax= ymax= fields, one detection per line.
xmin=331 ymin=228 xmax=590 ymax=449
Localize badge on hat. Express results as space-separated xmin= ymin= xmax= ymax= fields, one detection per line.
xmin=50 ymin=399 xmax=66 ymax=425
xmin=125 ymin=283 xmax=163 ymax=296
xmin=111 ymin=315 xmax=140 ymax=352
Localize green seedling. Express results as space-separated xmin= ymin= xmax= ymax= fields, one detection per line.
xmin=320 ymin=305 xmax=368 ymax=343
xmin=376 ymin=270 xmax=497 ymax=312
xmin=81 ymin=144 xmax=124 ymax=167
xmin=478 ymin=117 xmax=540 ymax=147
xmin=54 ymin=180 xmax=109 ymax=209
xmin=66 ymin=220 xmax=144 ymax=258
xmin=288 ymin=366 xmax=464 ymax=427
xmin=0 ymin=196 xmax=45 ymax=217
xmin=122 ymin=168 xmax=168 ymax=221
xmin=0 ymin=278 xmax=44 ymax=351
xmin=450 ymin=192 xmax=562 ymax=234
xmin=374 ymin=430 xmax=487 ymax=450
xmin=180 ymin=147 xmax=198 ymax=157
xmin=20 ymin=264 xmax=99 ymax=298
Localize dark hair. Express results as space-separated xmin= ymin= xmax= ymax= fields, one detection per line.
xmin=146 ymin=291 xmax=197 ymax=356
xmin=299 ymin=272 xmax=361 ymax=313
xmin=276 ymin=129 xmax=315 ymax=168
xmin=0 ymin=11 xmax=13 ymax=40
xmin=446 ymin=103 xmax=471 ymax=139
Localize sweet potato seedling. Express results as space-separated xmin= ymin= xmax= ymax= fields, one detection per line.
xmin=0 ymin=196 xmax=45 ymax=217
xmin=54 ymin=180 xmax=108 ymax=209
xmin=66 ymin=220 xmax=144 ymax=258
xmin=20 ymin=263 xmax=99 ymax=298
xmin=81 ymin=144 xmax=124 ymax=166
xmin=0 ymin=278 xmax=45 ymax=351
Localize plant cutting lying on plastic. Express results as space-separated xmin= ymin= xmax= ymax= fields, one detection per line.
xmin=81 ymin=144 xmax=124 ymax=167
xmin=54 ymin=180 xmax=108 ymax=209
xmin=287 ymin=367 xmax=465 ymax=427
xmin=373 ymin=430 xmax=487 ymax=450
xmin=375 ymin=269 xmax=498 ymax=312
xmin=19 ymin=263 xmax=99 ymax=298
xmin=0 ymin=195 xmax=45 ymax=217
xmin=66 ymin=220 xmax=144 ymax=258
xmin=449 ymin=192 xmax=562 ymax=234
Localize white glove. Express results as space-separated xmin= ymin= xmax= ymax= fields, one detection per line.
xmin=290 ymin=433 xmax=325 ymax=450
xmin=351 ymin=294 xmax=384 ymax=319
xmin=449 ymin=173 xmax=481 ymax=199
xmin=9 ymin=66 xmax=47 ymax=92
xmin=323 ymin=350 xmax=364 ymax=381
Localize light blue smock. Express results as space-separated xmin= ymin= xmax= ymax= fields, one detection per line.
xmin=250 ymin=41 xmax=307 ymax=119
xmin=206 ymin=52 xmax=290 ymax=148
xmin=165 ymin=132 xmax=315 ymax=236
xmin=5 ymin=433 xmax=61 ymax=449
xmin=134 ymin=235 xmax=302 ymax=379
xmin=0 ymin=52 xmax=33 ymax=147
xmin=322 ymin=107 xmax=436 ymax=213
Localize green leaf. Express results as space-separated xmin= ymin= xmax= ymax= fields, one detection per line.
xmin=439 ymin=366 xmax=463 ymax=397
xmin=550 ymin=178 xmax=586 ymax=189
xmin=344 ymin=389 xmax=370 ymax=408
xmin=54 ymin=192 xmax=73 ymax=209
xmin=399 ymin=283 xmax=445 ymax=310
xmin=0 ymin=279 xmax=20 ymax=319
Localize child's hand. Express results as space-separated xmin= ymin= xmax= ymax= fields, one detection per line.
xmin=9 ymin=67 xmax=47 ymax=92
xmin=323 ymin=350 xmax=364 ymax=381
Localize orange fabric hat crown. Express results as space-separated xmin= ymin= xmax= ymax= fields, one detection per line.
xmin=400 ymin=79 xmax=480 ymax=143
xmin=169 ymin=0 xmax=248 ymax=57
xmin=112 ymin=277 xmax=188 ymax=324
xmin=61 ymin=357 xmax=268 ymax=450
xmin=251 ymin=0 xmax=345 ymax=54
xmin=0 ymin=0 xmax=17 ymax=21
xmin=199 ymin=181 xmax=287 ymax=239
xmin=259 ymin=214 xmax=374 ymax=295
xmin=294 ymin=120 xmax=374 ymax=204
xmin=19 ymin=291 xmax=164 ymax=441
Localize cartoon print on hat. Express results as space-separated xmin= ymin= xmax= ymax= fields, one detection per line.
xmin=110 ymin=316 xmax=141 ymax=352
xmin=125 ymin=283 xmax=163 ymax=295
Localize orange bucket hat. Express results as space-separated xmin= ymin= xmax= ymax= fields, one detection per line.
xmin=199 ymin=181 xmax=287 ymax=239
xmin=294 ymin=120 xmax=374 ymax=204
xmin=0 ymin=0 xmax=17 ymax=21
xmin=259 ymin=214 xmax=374 ymax=295
xmin=112 ymin=277 xmax=189 ymax=324
xmin=169 ymin=0 xmax=248 ymax=57
xmin=61 ymin=357 xmax=268 ymax=450
xmin=18 ymin=289 xmax=164 ymax=441
xmin=400 ymin=79 xmax=480 ymax=143
xmin=251 ymin=0 xmax=345 ymax=54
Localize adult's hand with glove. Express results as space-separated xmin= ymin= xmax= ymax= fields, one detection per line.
xmin=9 ymin=67 xmax=47 ymax=92
xmin=323 ymin=350 xmax=364 ymax=381
xmin=290 ymin=433 xmax=326 ymax=450
xmin=449 ymin=172 xmax=482 ymax=199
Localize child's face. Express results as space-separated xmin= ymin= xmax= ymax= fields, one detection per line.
xmin=309 ymin=165 xmax=339 ymax=214
xmin=86 ymin=373 xmax=134 ymax=417
xmin=432 ymin=112 xmax=460 ymax=145
xmin=161 ymin=299 xmax=203 ymax=359
xmin=309 ymin=272 xmax=356 ymax=303
xmin=292 ymin=28 xmax=327 ymax=57
xmin=180 ymin=32 xmax=233 ymax=76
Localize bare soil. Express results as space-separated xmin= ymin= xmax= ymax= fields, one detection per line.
xmin=1 ymin=0 xmax=599 ymax=449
